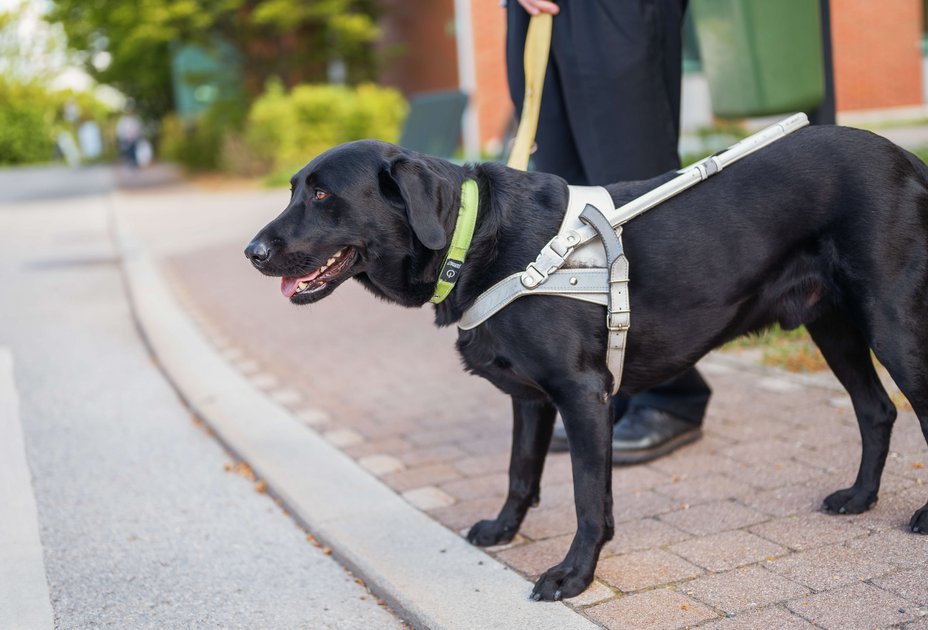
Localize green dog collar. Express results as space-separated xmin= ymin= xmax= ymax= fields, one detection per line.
xmin=430 ymin=179 xmax=479 ymax=304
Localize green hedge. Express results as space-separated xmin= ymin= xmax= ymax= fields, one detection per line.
xmin=160 ymin=80 xmax=407 ymax=178
xmin=0 ymin=101 xmax=53 ymax=166
xmin=0 ymin=81 xmax=56 ymax=165
xmin=244 ymin=80 xmax=407 ymax=178
xmin=159 ymin=99 xmax=247 ymax=172
xmin=0 ymin=79 xmax=115 ymax=166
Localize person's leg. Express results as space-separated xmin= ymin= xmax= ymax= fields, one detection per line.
xmin=552 ymin=368 xmax=710 ymax=461
xmin=610 ymin=368 xmax=709 ymax=464
xmin=532 ymin=60 xmax=589 ymax=184
xmin=506 ymin=3 xmax=589 ymax=184
xmin=510 ymin=0 xmax=712 ymax=463
xmin=608 ymin=0 xmax=710 ymax=463
xmin=627 ymin=368 xmax=710 ymax=424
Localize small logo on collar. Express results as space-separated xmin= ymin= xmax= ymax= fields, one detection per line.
xmin=441 ymin=259 xmax=463 ymax=283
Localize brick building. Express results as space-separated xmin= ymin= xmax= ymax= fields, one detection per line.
xmin=378 ymin=0 xmax=926 ymax=155
xmin=831 ymin=0 xmax=923 ymax=111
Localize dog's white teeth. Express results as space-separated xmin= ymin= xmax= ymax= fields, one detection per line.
xmin=297 ymin=281 xmax=308 ymax=292
xmin=316 ymin=248 xmax=347 ymax=276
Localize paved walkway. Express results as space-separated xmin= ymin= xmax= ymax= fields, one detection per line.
xmin=0 ymin=173 xmax=402 ymax=629
xmin=123 ymin=183 xmax=928 ymax=629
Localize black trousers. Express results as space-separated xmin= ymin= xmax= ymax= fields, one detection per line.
xmin=506 ymin=0 xmax=709 ymax=426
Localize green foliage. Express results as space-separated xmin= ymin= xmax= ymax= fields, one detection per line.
xmin=0 ymin=3 xmax=116 ymax=165
xmin=159 ymin=114 xmax=220 ymax=171
xmin=160 ymin=80 xmax=405 ymax=176
xmin=159 ymin=97 xmax=248 ymax=171
xmin=51 ymin=3 xmax=161 ymax=119
xmin=49 ymin=0 xmax=382 ymax=120
xmin=0 ymin=1 xmax=70 ymax=84
xmin=0 ymin=85 xmax=55 ymax=165
xmin=910 ymin=146 xmax=928 ymax=166
xmin=243 ymin=80 xmax=407 ymax=179
xmin=723 ymin=324 xmax=827 ymax=373
xmin=0 ymin=79 xmax=114 ymax=166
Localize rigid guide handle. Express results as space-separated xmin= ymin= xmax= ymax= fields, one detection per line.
xmin=518 ymin=113 xmax=811 ymax=289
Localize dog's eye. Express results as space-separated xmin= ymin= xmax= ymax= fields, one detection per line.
xmin=313 ymin=189 xmax=329 ymax=201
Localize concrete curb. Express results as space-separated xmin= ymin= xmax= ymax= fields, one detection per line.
xmin=0 ymin=348 xmax=55 ymax=630
xmin=111 ymin=201 xmax=599 ymax=630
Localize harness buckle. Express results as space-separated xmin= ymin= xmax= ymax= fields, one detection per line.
xmin=521 ymin=264 xmax=546 ymax=288
xmin=607 ymin=311 xmax=630 ymax=331
xmin=520 ymin=232 xmax=578 ymax=288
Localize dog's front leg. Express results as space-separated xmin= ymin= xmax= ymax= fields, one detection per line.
xmin=467 ymin=397 xmax=556 ymax=546
xmin=531 ymin=381 xmax=613 ymax=601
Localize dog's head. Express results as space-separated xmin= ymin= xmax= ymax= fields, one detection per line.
xmin=245 ymin=140 xmax=459 ymax=306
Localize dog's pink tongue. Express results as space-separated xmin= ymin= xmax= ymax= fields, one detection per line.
xmin=280 ymin=269 xmax=321 ymax=297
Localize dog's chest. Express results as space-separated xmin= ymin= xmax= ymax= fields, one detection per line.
xmin=456 ymin=327 xmax=541 ymax=398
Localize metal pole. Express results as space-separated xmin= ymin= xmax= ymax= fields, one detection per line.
xmin=809 ymin=0 xmax=836 ymax=125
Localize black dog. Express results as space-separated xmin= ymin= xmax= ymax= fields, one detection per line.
xmin=245 ymin=126 xmax=928 ymax=601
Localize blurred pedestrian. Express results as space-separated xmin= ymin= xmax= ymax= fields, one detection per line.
xmin=77 ymin=119 xmax=103 ymax=161
xmin=115 ymin=105 xmax=143 ymax=167
xmin=506 ymin=0 xmax=710 ymax=463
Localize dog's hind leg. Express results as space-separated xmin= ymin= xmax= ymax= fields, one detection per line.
xmin=467 ymin=397 xmax=556 ymax=546
xmin=530 ymin=378 xmax=613 ymax=601
xmin=908 ymin=405 xmax=928 ymax=532
xmin=906 ymin=400 xmax=928 ymax=532
xmin=807 ymin=311 xmax=897 ymax=514
xmin=864 ymin=310 xmax=928 ymax=533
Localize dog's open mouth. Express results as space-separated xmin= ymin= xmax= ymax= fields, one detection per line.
xmin=280 ymin=246 xmax=358 ymax=300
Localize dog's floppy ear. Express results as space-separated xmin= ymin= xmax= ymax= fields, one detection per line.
xmin=380 ymin=156 xmax=451 ymax=251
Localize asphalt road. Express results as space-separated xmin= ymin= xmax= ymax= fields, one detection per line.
xmin=0 ymin=167 xmax=402 ymax=629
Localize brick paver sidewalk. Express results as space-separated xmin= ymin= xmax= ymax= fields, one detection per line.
xmin=136 ymin=188 xmax=927 ymax=629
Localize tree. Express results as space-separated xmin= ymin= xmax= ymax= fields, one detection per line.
xmin=0 ymin=1 xmax=70 ymax=84
xmin=48 ymin=0 xmax=382 ymax=121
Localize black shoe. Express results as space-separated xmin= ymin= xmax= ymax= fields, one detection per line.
xmin=548 ymin=408 xmax=701 ymax=460
xmin=611 ymin=407 xmax=702 ymax=465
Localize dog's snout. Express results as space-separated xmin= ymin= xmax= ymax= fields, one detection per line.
xmin=245 ymin=239 xmax=271 ymax=265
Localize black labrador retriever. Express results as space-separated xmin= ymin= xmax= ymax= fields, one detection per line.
xmin=245 ymin=125 xmax=928 ymax=601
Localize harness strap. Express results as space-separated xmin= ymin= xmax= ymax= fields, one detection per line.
xmin=579 ymin=203 xmax=630 ymax=391
xmin=458 ymin=268 xmax=609 ymax=330
xmin=457 ymin=113 xmax=811 ymax=393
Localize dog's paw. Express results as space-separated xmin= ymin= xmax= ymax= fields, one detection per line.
xmin=909 ymin=503 xmax=928 ymax=534
xmin=530 ymin=563 xmax=593 ymax=601
xmin=823 ymin=486 xmax=877 ymax=514
xmin=466 ymin=519 xmax=516 ymax=547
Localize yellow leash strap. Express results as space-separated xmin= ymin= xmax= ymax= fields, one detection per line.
xmin=507 ymin=13 xmax=553 ymax=171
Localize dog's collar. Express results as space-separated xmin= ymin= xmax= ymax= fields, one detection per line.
xmin=430 ymin=179 xmax=479 ymax=304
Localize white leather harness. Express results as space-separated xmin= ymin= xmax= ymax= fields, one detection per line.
xmin=458 ymin=113 xmax=810 ymax=392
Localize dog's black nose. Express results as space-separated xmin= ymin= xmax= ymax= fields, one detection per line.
xmin=245 ymin=239 xmax=270 ymax=264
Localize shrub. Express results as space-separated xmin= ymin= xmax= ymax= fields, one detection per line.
xmin=0 ymin=81 xmax=56 ymax=165
xmin=0 ymin=99 xmax=54 ymax=165
xmin=243 ymin=79 xmax=407 ymax=177
xmin=159 ymin=113 xmax=224 ymax=171
xmin=160 ymin=80 xmax=406 ymax=177
xmin=0 ymin=79 xmax=116 ymax=166
xmin=158 ymin=98 xmax=248 ymax=172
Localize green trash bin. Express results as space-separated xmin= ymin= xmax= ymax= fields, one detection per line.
xmin=691 ymin=0 xmax=824 ymax=118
